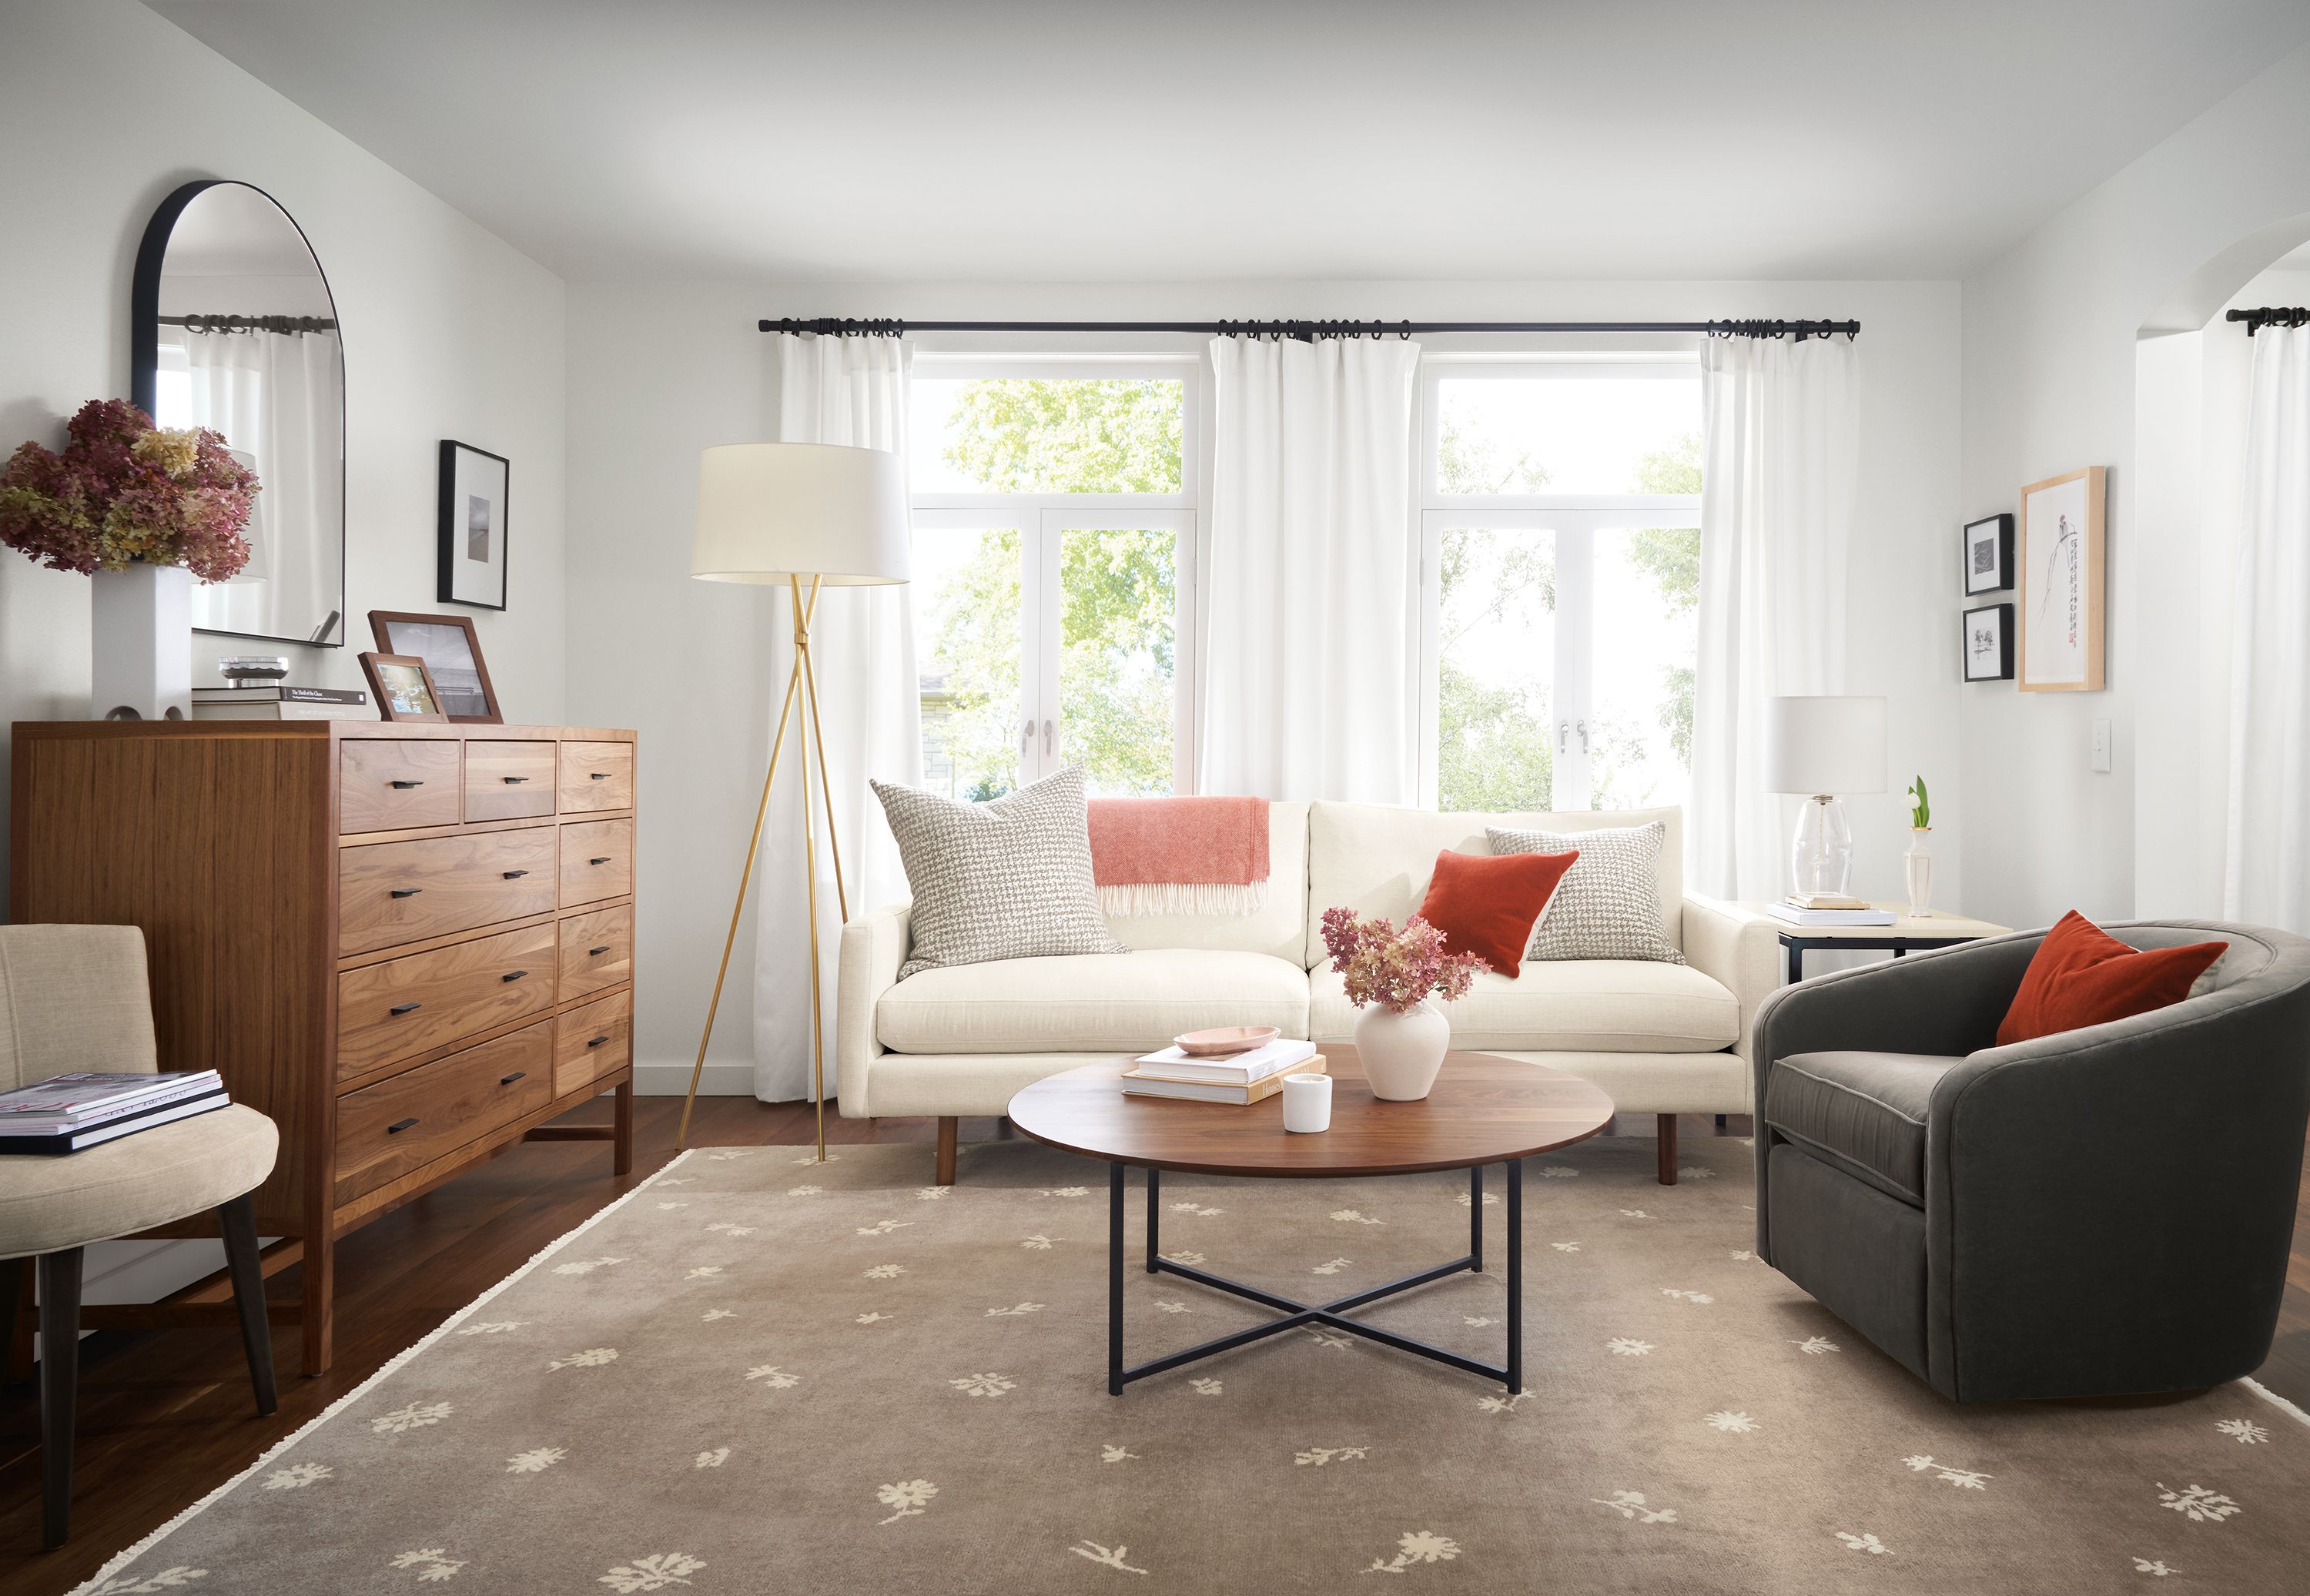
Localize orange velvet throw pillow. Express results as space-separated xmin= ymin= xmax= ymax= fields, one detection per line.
xmin=1995 ymin=910 xmax=2227 ymax=1046
xmin=1416 ymin=848 xmax=1579 ymax=977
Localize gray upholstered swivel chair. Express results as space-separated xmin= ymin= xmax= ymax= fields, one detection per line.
xmin=1752 ymin=919 xmax=2310 ymax=1404
xmin=0 ymin=925 xmax=280 ymax=1547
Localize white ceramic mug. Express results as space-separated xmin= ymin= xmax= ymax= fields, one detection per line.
xmin=1282 ymin=1072 xmax=1333 ymax=1133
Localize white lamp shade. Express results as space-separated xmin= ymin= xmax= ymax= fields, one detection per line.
xmin=1762 ymin=695 xmax=1887 ymax=795
xmin=691 ymin=442 xmax=910 ymax=585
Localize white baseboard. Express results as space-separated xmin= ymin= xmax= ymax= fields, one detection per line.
xmin=632 ymin=1060 xmax=760 ymax=1097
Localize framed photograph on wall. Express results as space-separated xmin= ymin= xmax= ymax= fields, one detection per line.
xmin=1962 ymin=602 xmax=2015 ymax=681
xmin=1962 ymin=512 xmax=2013 ymax=594
xmin=359 ymin=654 xmax=447 ymax=721
xmin=2018 ymin=466 xmax=2106 ymax=692
xmin=437 ymin=440 xmax=510 ymax=611
xmin=368 ymin=610 xmax=502 ymax=723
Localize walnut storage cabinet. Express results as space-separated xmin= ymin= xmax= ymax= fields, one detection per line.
xmin=8 ymin=721 xmax=638 ymax=1374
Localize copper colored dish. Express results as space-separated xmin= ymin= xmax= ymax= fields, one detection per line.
xmin=1174 ymin=1025 xmax=1281 ymax=1057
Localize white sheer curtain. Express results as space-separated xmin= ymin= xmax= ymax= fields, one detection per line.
xmin=2223 ymin=323 xmax=2310 ymax=931
xmin=180 ymin=327 xmax=340 ymax=638
xmin=1198 ymin=335 xmax=1423 ymax=802
xmin=1689 ymin=333 xmax=1861 ymax=899
xmin=752 ymin=333 xmax=922 ymax=1103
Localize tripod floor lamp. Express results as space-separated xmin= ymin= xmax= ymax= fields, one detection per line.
xmin=679 ymin=441 xmax=911 ymax=1158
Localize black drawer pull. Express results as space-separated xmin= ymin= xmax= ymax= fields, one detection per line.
xmin=503 ymin=969 xmax=529 ymax=982
xmin=390 ymin=779 xmax=424 ymax=789
xmin=589 ymin=771 xmax=611 ymax=780
xmin=590 ymin=856 xmax=611 ymax=865
xmin=588 ymin=945 xmax=611 ymax=956
xmin=503 ymin=775 xmax=531 ymax=784
xmin=588 ymin=1034 xmax=610 ymax=1049
xmin=390 ymin=887 xmax=422 ymax=898
xmin=389 ymin=1001 xmax=422 ymax=1016
xmin=387 ymin=1116 xmax=419 ymax=1134
xmin=500 ymin=1070 xmax=527 ymax=1086
xmin=502 ymin=869 xmax=530 ymax=879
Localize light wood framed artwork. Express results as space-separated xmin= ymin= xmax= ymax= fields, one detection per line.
xmin=2017 ymin=466 xmax=2106 ymax=692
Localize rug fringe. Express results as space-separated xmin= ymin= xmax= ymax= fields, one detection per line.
xmin=1099 ymin=880 xmax=1267 ymax=918
xmin=65 ymin=1149 xmax=701 ymax=1595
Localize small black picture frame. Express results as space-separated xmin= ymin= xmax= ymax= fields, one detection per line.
xmin=1963 ymin=602 xmax=2016 ymax=681
xmin=437 ymin=440 xmax=510 ymax=611
xmin=1962 ymin=512 xmax=2013 ymax=595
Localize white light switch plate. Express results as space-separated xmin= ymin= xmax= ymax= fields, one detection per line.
xmin=2091 ymin=719 xmax=2112 ymax=773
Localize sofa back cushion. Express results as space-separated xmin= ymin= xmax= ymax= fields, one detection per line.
xmin=1103 ymin=800 xmax=1310 ymax=963
xmin=1304 ymin=802 xmax=1682 ymax=969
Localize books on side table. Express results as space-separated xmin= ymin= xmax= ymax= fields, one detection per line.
xmin=1766 ymin=900 xmax=1898 ymax=927
xmin=0 ymin=1069 xmax=230 ymax=1154
xmin=1122 ymin=1038 xmax=1325 ymax=1105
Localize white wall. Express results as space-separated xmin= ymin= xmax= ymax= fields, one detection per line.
xmin=0 ymin=0 xmax=568 ymax=1301
xmin=565 ymin=278 xmax=1962 ymax=1092
xmin=1958 ymin=41 xmax=2310 ymax=932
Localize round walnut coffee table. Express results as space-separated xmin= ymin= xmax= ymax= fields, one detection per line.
xmin=1007 ymin=1046 xmax=1614 ymax=1394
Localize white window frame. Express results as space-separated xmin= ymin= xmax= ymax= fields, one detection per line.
xmin=908 ymin=353 xmax=1204 ymax=794
xmin=1416 ymin=356 xmax=1703 ymax=810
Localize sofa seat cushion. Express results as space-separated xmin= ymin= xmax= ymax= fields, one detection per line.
xmin=1309 ymin=960 xmax=1740 ymax=1052
xmin=878 ymin=949 xmax=1309 ymax=1055
xmin=1763 ymin=1050 xmax=1964 ymax=1206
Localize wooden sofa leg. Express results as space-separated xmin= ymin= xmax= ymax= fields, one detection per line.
xmin=936 ymin=1116 xmax=958 ymax=1186
xmin=1656 ymin=1114 xmax=1679 ymax=1185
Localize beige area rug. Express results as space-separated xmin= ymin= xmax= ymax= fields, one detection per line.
xmin=75 ymin=1135 xmax=2310 ymax=1594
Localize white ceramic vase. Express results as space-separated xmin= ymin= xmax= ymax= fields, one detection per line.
xmin=1903 ymin=828 xmax=1934 ymax=918
xmin=1354 ymin=1000 xmax=1451 ymax=1101
xmin=91 ymin=561 xmax=192 ymax=721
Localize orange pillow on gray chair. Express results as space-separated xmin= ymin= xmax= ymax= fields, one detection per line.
xmin=1996 ymin=911 xmax=2226 ymax=1046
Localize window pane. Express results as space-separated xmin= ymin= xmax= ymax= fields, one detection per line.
xmin=1436 ymin=374 xmax=1700 ymax=496
xmin=1588 ymin=525 xmax=1699 ymax=811
xmin=910 ymin=378 xmax=1183 ymax=494
xmin=913 ymin=527 xmax=1022 ymax=800
xmin=1058 ymin=527 xmax=1175 ymax=796
xmin=1436 ymin=527 xmax=1555 ymax=812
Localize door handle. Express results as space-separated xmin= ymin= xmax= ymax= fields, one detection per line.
xmin=1558 ymin=721 xmax=1568 ymax=755
xmin=1043 ymin=718 xmax=1055 ymax=758
xmin=589 ymin=771 xmax=611 ymax=781
xmin=1019 ymin=717 xmax=1033 ymax=757
xmin=389 ymin=1001 xmax=422 ymax=1015
xmin=590 ymin=856 xmax=611 ymax=866
xmin=587 ymin=1034 xmax=611 ymax=1049
xmin=390 ymin=779 xmax=424 ymax=789
xmin=502 ymin=969 xmax=528 ymax=982
xmin=390 ymin=887 xmax=422 ymax=898
xmin=502 ymin=869 xmax=529 ymax=879
xmin=1577 ymin=718 xmax=1589 ymax=755
xmin=588 ymin=945 xmax=611 ymax=956
xmin=502 ymin=775 xmax=531 ymax=784
xmin=387 ymin=1116 xmax=419 ymax=1134
xmin=499 ymin=1070 xmax=527 ymax=1085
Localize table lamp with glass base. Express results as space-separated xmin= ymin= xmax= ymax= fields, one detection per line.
xmin=1763 ymin=695 xmax=1886 ymax=909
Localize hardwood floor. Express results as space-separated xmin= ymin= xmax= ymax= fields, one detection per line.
xmin=4 ymin=1102 xmax=2307 ymax=1588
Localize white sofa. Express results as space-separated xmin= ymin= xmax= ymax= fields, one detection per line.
xmin=837 ymin=802 xmax=1781 ymax=1185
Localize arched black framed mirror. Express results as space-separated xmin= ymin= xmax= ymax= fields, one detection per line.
xmin=132 ymin=180 xmax=346 ymax=647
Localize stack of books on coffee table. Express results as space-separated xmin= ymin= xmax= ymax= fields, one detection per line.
xmin=1122 ymin=1039 xmax=1324 ymax=1105
xmin=0 ymin=1069 xmax=230 ymax=1154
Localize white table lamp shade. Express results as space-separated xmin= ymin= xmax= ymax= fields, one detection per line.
xmin=1763 ymin=695 xmax=1887 ymax=795
xmin=691 ymin=442 xmax=910 ymax=585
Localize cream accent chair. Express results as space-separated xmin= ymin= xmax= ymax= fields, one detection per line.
xmin=839 ymin=803 xmax=1781 ymax=1185
xmin=0 ymin=925 xmax=280 ymax=1548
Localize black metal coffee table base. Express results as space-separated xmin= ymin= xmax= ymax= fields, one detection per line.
xmin=1106 ymin=1159 xmax=1522 ymax=1394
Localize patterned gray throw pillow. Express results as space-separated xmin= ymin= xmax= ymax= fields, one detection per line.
xmin=1485 ymin=819 xmax=1685 ymax=965
xmin=872 ymin=765 xmax=1128 ymax=980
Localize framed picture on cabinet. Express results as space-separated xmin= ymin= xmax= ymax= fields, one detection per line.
xmin=1962 ymin=602 xmax=2015 ymax=682
xmin=437 ymin=440 xmax=510 ymax=610
xmin=1962 ymin=512 xmax=2013 ymax=594
xmin=368 ymin=610 xmax=502 ymax=723
xmin=359 ymin=654 xmax=447 ymax=721
xmin=2018 ymin=466 xmax=2106 ymax=692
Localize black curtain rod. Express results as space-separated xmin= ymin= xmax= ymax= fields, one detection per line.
xmin=758 ymin=316 xmax=1859 ymax=342
xmin=2228 ymin=306 xmax=2309 ymax=336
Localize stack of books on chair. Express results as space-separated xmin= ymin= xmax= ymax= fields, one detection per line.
xmin=1122 ymin=1039 xmax=1324 ymax=1104
xmin=0 ymin=1070 xmax=230 ymax=1154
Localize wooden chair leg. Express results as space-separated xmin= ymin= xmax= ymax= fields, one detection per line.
xmin=2 ymin=1255 xmax=29 ymax=1387
xmin=219 ymin=1194 xmax=277 ymax=1417
xmin=1656 ymin=1114 xmax=1679 ymax=1185
xmin=39 ymin=1246 xmax=84 ymax=1550
xmin=613 ymin=1079 xmax=635 ymax=1177
xmin=935 ymin=1116 xmax=958 ymax=1186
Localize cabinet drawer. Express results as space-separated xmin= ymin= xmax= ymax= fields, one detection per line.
xmin=555 ymin=989 xmax=632 ymax=1096
xmin=336 ymin=1022 xmax=552 ymax=1203
xmin=340 ymin=740 xmax=461 ymax=834
xmin=337 ymin=922 xmax=557 ymax=1079
xmin=558 ymin=903 xmax=634 ymax=1002
xmin=559 ymin=740 xmax=633 ymax=814
xmin=340 ymin=827 xmax=561 ymax=955
xmin=464 ymin=741 xmax=558 ymax=821
xmin=560 ymin=818 xmax=633 ymax=907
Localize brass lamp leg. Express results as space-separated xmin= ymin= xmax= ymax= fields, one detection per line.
xmin=677 ymin=581 xmax=821 ymax=1153
xmin=792 ymin=579 xmax=832 ymax=1163
xmin=799 ymin=608 xmax=850 ymax=927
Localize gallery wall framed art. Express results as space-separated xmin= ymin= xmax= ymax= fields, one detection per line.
xmin=437 ymin=439 xmax=510 ymax=610
xmin=1962 ymin=602 xmax=2015 ymax=681
xmin=2017 ymin=466 xmax=2106 ymax=693
xmin=1962 ymin=512 xmax=2013 ymax=594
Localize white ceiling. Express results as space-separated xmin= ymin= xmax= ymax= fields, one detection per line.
xmin=147 ymin=0 xmax=2310 ymax=285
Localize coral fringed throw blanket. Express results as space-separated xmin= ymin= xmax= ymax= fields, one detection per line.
xmin=1087 ymin=796 xmax=1271 ymax=917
